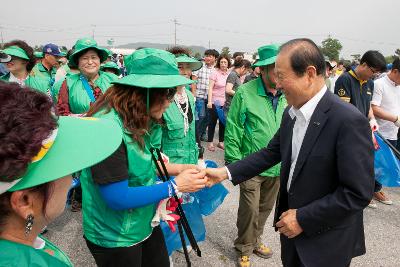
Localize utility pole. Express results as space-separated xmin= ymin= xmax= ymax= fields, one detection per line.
xmin=208 ymin=40 xmax=211 ymax=49
xmin=91 ymin=24 xmax=96 ymax=39
xmin=0 ymin=26 xmax=4 ymax=46
xmin=173 ymin=18 xmax=178 ymax=46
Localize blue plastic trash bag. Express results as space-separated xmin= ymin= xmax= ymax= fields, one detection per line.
xmin=215 ymin=103 xmax=226 ymax=126
xmin=194 ymin=160 xmax=229 ymax=216
xmin=374 ymin=132 xmax=400 ymax=187
xmin=161 ymin=200 xmax=206 ymax=255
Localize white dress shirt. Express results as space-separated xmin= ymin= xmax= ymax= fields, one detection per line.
xmin=287 ymin=86 xmax=327 ymax=191
xmin=225 ymin=86 xmax=327 ymax=184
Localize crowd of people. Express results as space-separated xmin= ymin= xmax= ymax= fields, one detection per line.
xmin=0 ymin=36 xmax=399 ymax=267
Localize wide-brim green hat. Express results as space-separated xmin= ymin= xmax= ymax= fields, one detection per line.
xmin=100 ymin=61 xmax=121 ymax=76
xmin=112 ymin=73 xmax=194 ymax=88
xmin=34 ymin=51 xmax=44 ymax=59
xmin=69 ymin=38 xmax=109 ymax=66
xmin=111 ymin=48 xmax=194 ymax=88
xmin=9 ymin=116 xmax=122 ymax=192
xmin=253 ymin=44 xmax=280 ymax=67
xmin=3 ymin=46 xmax=30 ymax=60
xmin=175 ymin=54 xmax=202 ymax=71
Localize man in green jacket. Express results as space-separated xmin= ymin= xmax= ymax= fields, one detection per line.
xmin=31 ymin=43 xmax=63 ymax=87
xmin=225 ymin=44 xmax=287 ymax=267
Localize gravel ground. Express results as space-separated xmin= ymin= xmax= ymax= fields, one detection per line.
xmin=44 ymin=137 xmax=400 ymax=267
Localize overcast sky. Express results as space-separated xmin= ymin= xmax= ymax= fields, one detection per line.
xmin=1 ymin=0 xmax=398 ymax=59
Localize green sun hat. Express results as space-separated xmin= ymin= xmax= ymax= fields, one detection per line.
xmin=112 ymin=48 xmax=195 ymax=88
xmin=175 ymin=54 xmax=202 ymax=71
xmin=3 ymin=46 xmax=30 ymax=60
xmin=100 ymin=61 xmax=121 ymax=76
xmin=34 ymin=51 xmax=44 ymax=59
xmin=69 ymin=38 xmax=109 ymax=66
xmin=253 ymin=44 xmax=280 ymax=67
xmin=8 ymin=116 xmax=122 ymax=192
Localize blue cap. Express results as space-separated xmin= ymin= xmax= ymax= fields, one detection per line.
xmin=42 ymin=43 xmax=63 ymax=57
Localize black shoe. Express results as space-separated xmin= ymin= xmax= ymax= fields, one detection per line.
xmin=198 ymin=146 xmax=205 ymax=159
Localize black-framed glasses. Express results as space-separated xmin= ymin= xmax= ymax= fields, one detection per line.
xmin=368 ymin=65 xmax=381 ymax=76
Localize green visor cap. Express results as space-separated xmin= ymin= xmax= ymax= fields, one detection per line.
xmin=253 ymin=44 xmax=280 ymax=67
xmin=3 ymin=46 xmax=30 ymax=60
xmin=9 ymin=116 xmax=122 ymax=192
xmin=175 ymin=54 xmax=202 ymax=71
xmin=100 ymin=61 xmax=121 ymax=75
xmin=112 ymin=48 xmax=195 ymax=89
xmin=34 ymin=51 xmax=44 ymax=58
xmin=69 ymin=38 xmax=109 ymax=66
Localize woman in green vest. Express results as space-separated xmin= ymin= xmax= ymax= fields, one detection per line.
xmin=161 ymin=48 xmax=228 ymax=255
xmin=0 ymin=82 xmax=122 ymax=267
xmin=53 ymin=38 xmax=118 ymax=116
xmin=81 ymin=48 xmax=207 ymax=267
xmin=0 ymin=40 xmax=50 ymax=96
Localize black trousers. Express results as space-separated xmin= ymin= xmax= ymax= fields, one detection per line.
xmin=280 ymin=234 xmax=351 ymax=267
xmin=207 ymin=105 xmax=225 ymax=142
xmin=85 ymin=226 xmax=170 ymax=267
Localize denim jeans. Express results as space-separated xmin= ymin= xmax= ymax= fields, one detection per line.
xmin=195 ymin=98 xmax=209 ymax=140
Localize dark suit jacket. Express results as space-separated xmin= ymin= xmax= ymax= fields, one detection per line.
xmin=227 ymin=90 xmax=374 ymax=267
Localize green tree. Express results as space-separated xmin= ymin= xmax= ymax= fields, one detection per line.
xmin=395 ymin=49 xmax=400 ymax=57
xmin=221 ymin=46 xmax=231 ymax=57
xmin=321 ymin=36 xmax=343 ymax=61
xmin=193 ymin=52 xmax=201 ymax=60
xmin=252 ymin=52 xmax=258 ymax=60
xmin=350 ymin=54 xmax=361 ymax=62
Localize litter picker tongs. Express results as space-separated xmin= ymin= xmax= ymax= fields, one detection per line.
xmin=150 ymin=147 xmax=201 ymax=267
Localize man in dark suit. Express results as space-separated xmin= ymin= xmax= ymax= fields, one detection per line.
xmin=205 ymin=38 xmax=374 ymax=267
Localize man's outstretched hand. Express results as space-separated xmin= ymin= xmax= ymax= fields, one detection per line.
xmin=205 ymin=167 xmax=229 ymax=187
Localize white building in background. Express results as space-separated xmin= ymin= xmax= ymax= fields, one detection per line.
xmin=110 ymin=48 xmax=135 ymax=56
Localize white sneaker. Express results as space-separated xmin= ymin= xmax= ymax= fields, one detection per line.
xmin=368 ymin=200 xmax=377 ymax=209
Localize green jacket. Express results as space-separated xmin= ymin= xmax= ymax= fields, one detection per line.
xmin=224 ymin=77 xmax=287 ymax=177
xmin=52 ymin=71 xmax=118 ymax=114
xmin=31 ymin=62 xmax=57 ymax=87
xmin=81 ymin=109 xmax=162 ymax=248
xmin=162 ymin=89 xmax=198 ymax=164
xmin=0 ymin=72 xmax=50 ymax=96
xmin=0 ymin=236 xmax=72 ymax=267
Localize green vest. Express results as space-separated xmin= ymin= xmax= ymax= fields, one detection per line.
xmin=80 ymin=109 xmax=162 ymax=248
xmin=0 ymin=236 xmax=72 ymax=267
xmin=0 ymin=72 xmax=50 ymax=96
xmin=225 ymin=77 xmax=287 ymax=177
xmin=52 ymin=71 xmax=117 ymax=114
xmin=31 ymin=62 xmax=57 ymax=87
xmin=162 ymin=89 xmax=198 ymax=164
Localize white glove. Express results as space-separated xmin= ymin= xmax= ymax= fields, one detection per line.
xmin=394 ymin=116 xmax=400 ymax=128
xmin=369 ymin=119 xmax=379 ymax=131
xmin=151 ymin=198 xmax=180 ymax=232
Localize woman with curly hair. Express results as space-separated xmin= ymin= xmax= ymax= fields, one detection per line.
xmin=0 ymin=81 xmax=122 ymax=266
xmin=80 ymin=48 xmax=207 ymax=267
xmin=0 ymin=40 xmax=50 ymax=96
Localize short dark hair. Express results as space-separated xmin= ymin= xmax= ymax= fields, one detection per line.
xmin=215 ymin=54 xmax=232 ymax=69
xmin=232 ymin=52 xmax=244 ymax=59
xmin=360 ymin=50 xmax=387 ymax=72
xmin=280 ymin=38 xmax=326 ymax=77
xmin=3 ymin=40 xmax=36 ymax=72
xmin=233 ymin=58 xmax=251 ymax=69
xmin=392 ymin=57 xmax=400 ymax=72
xmin=167 ymin=46 xmax=190 ymax=56
xmin=204 ymin=49 xmax=219 ymax=58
